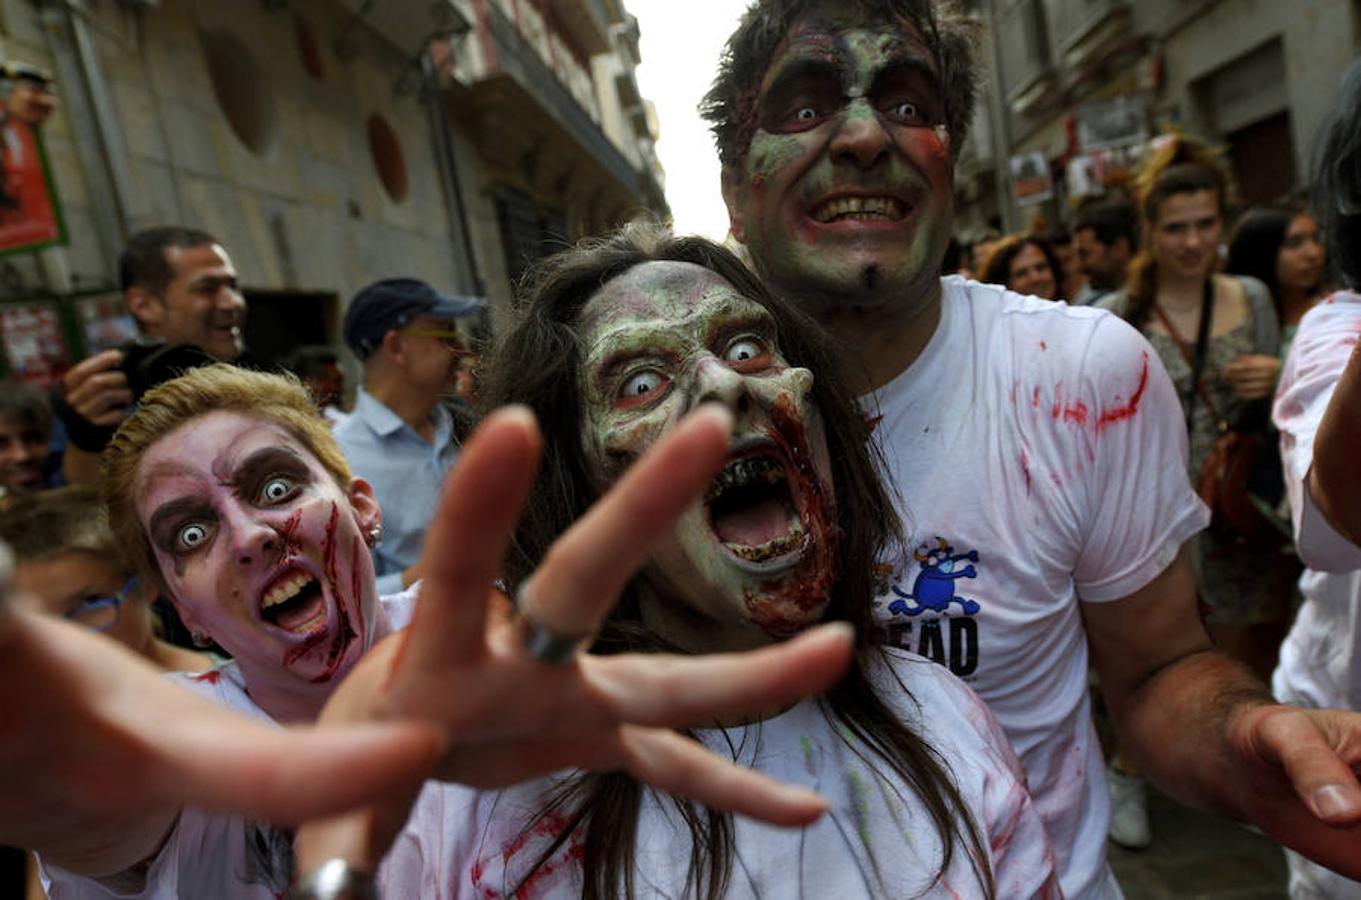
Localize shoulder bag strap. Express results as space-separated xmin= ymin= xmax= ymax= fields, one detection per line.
xmin=1152 ymin=277 xmax=1223 ymax=431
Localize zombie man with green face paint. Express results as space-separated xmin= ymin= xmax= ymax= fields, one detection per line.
xmin=703 ymin=0 xmax=1361 ymax=896
xmin=375 ymin=224 xmax=1059 ymax=897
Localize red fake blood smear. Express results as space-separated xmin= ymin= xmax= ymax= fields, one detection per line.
xmin=1047 ymin=379 xmax=1092 ymax=424
xmin=190 ymin=669 xmax=221 ymax=684
xmin=916 ymin=126 xmax=948 ymax=161
xmin=281 ymin=508 xmax=356 ymax=679
xmin=471 ymin=812 xmax=583 ymax=899
xmin=283 ymin=625 xmax=328 ymax=668
xmin=323 ymin=503 xmax=340 ymax=585
xmin=1095 ymin=353 xmax=1150 ymax=434
xmin=743 ymin=396 xmax=838 ymax=633
xmin=278 ymin=509 xmax=302 ymax=564
xmin=308 ymin=537 xmax=361 ymax=683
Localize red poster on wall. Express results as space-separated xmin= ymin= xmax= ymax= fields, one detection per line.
xmin=0 ymin=302 xmax=69 ymax=387
xmin=0 ymin=118 xmax=64 ymax=253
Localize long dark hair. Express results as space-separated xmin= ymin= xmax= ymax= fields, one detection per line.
xmin=1122 ymin=136 xmax=1232 ymax=328
xmin=1312 ymin=57 xmax=1361 ymax=289
xmin=481 ymin=223 xmax=994 ymax=899
xmin=1226 ymin=203 xmax=1323 ymax=324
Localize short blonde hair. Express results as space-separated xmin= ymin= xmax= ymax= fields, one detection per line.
xmin=103 ymin=364 xmax=352 ymax=591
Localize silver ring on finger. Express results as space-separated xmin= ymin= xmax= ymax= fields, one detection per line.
xmin=514 ymin=580 xmax=588 ymax=664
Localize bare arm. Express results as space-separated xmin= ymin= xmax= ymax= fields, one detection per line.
xmin=1308 ymin=339 xmax=1361 ymax=545
xmin=0 ymin=595 xmax=440 ymax=876
xmin=1086 ymin=546 xmax=1361 ymax=875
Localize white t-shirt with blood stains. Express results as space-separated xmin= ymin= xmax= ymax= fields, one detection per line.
xmin=865 ymin=277 xmax=1208 ymax=900
xmin=379 ymin=649 xmax=1060 ymax=900
xmin=1271 ymin=292 xmax=1361 ymax=900
xmin=1273 ymin=293 xmax=1361 ymax=712
xmin=38 ymin=587 xmax=421 ymax=900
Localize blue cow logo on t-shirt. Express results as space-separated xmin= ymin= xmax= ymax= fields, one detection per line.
xmin=887 ymin=537 xmax=981 ymax=616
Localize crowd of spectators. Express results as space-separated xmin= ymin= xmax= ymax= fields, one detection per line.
xmin=4 ymin=3 xmax=1361 ymax=899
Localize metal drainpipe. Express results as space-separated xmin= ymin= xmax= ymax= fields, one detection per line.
xmin=39 ymin=1 xmax=135 ymax=261
xmin=422 ymin=52 xmax=484 ymax=297
xmin=984 ymin=0 xmax=1017 ymax=233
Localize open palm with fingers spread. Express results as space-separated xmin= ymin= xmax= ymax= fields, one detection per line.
xmin=296 ymin=405 xmax=854 ymax=874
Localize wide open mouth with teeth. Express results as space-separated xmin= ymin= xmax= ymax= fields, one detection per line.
xmin=705 ymin=454 xmax=806 ymax=565
xmin=810 ymin=195 xmax=906 ymax=224
xmin=259 ymin=568 xmax=326 ymax=633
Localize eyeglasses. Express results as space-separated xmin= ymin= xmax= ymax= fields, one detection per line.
xmin=402 ymin=326 xmax=465 ymax=352
xmin=64 ymin=577 xmax=136 ymax=632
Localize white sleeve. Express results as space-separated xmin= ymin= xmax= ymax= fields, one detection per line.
xmin=1273 ymin=296 xmax=1361 ymax=571
xmin=38 ymin=808 xmax=283 ymax=900
xmin=1073 ymin=315 xmax=1209 ymax=600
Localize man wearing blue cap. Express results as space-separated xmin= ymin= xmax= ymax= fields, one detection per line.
xmin=335 ymin=278 xmax=485 ymax=594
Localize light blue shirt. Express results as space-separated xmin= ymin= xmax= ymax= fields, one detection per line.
xmin=334 ymin=388 xmax=458 ymax=595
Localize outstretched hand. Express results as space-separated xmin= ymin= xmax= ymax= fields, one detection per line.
xmin=0 ymin=603 xmax=442 ymax=875
xmin=1230 ymin=703 xmax=1361 ymax=875
xmin=295 ymin=405 xmax=854 ymax=876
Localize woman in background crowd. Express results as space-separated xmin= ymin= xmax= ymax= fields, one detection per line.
xmin=1228 ymin=203 xmax=1329 ymax=361
xmin=1098 ymin=136 xmax=1297 ymax=849
xmin=1101 ymin=136 xmax=1294 ymax=677
xmin=979 ymin=234 xmax=1062 ymax=299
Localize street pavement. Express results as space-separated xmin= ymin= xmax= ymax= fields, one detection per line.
xmin=1108 ymin=787 xmax=1288 ymax=899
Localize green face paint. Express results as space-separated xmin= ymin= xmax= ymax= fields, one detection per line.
xmin=725 ymin=16 xmax=954 ymax=323
xmin=746 ymin=133 xmax=805 ymax=185
xmin=576 ymin=260 xmax=838 ymax=647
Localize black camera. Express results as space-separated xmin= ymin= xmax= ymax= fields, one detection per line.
xmin=54 ymin=340 xmax=219 ymax=452
xmin=117 ymin=340 xmax=218 ymax=398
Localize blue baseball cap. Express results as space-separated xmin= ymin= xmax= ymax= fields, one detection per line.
xmin=343 ymin=278 xmax=485 ymax=359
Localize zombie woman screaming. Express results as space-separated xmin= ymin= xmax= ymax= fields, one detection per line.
xmin=375 ymin=225 xmax=1059 ymax=899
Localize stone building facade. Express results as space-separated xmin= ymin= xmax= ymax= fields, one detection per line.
xmin=958 ymin=0 xmax=1360 ymax=238
xmin=0 ymin=0 xmax=664 ymax=381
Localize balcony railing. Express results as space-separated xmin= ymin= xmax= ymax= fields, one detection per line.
xmin=552 ymin=0 xmax=613 ymax=56
xmin=470 ymin=0 xmax=648 ymax=199
xmin=996 ymin=0 xmax=1053 ymax=100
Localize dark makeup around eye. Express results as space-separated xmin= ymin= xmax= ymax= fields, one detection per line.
xmin=231 ymin=447 xmax=312 ymax=501
xmin=592 ymin=307 xmax=778 ymax=391
xmin=149 ymin=448 xmax=311 ymax=552
xmin=870 ymin=64 xmax=943 ymax=124
xmin=757 ymin=60 xmax=845 ymax=132
xmin=148 ymin=497 xmax=216 ymax=555
xmin=757 ymin=23 xmax=942 ymax=128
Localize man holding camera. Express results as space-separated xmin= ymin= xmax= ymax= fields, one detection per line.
xmin=56 ymin=226 xmax=246 ymax=482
